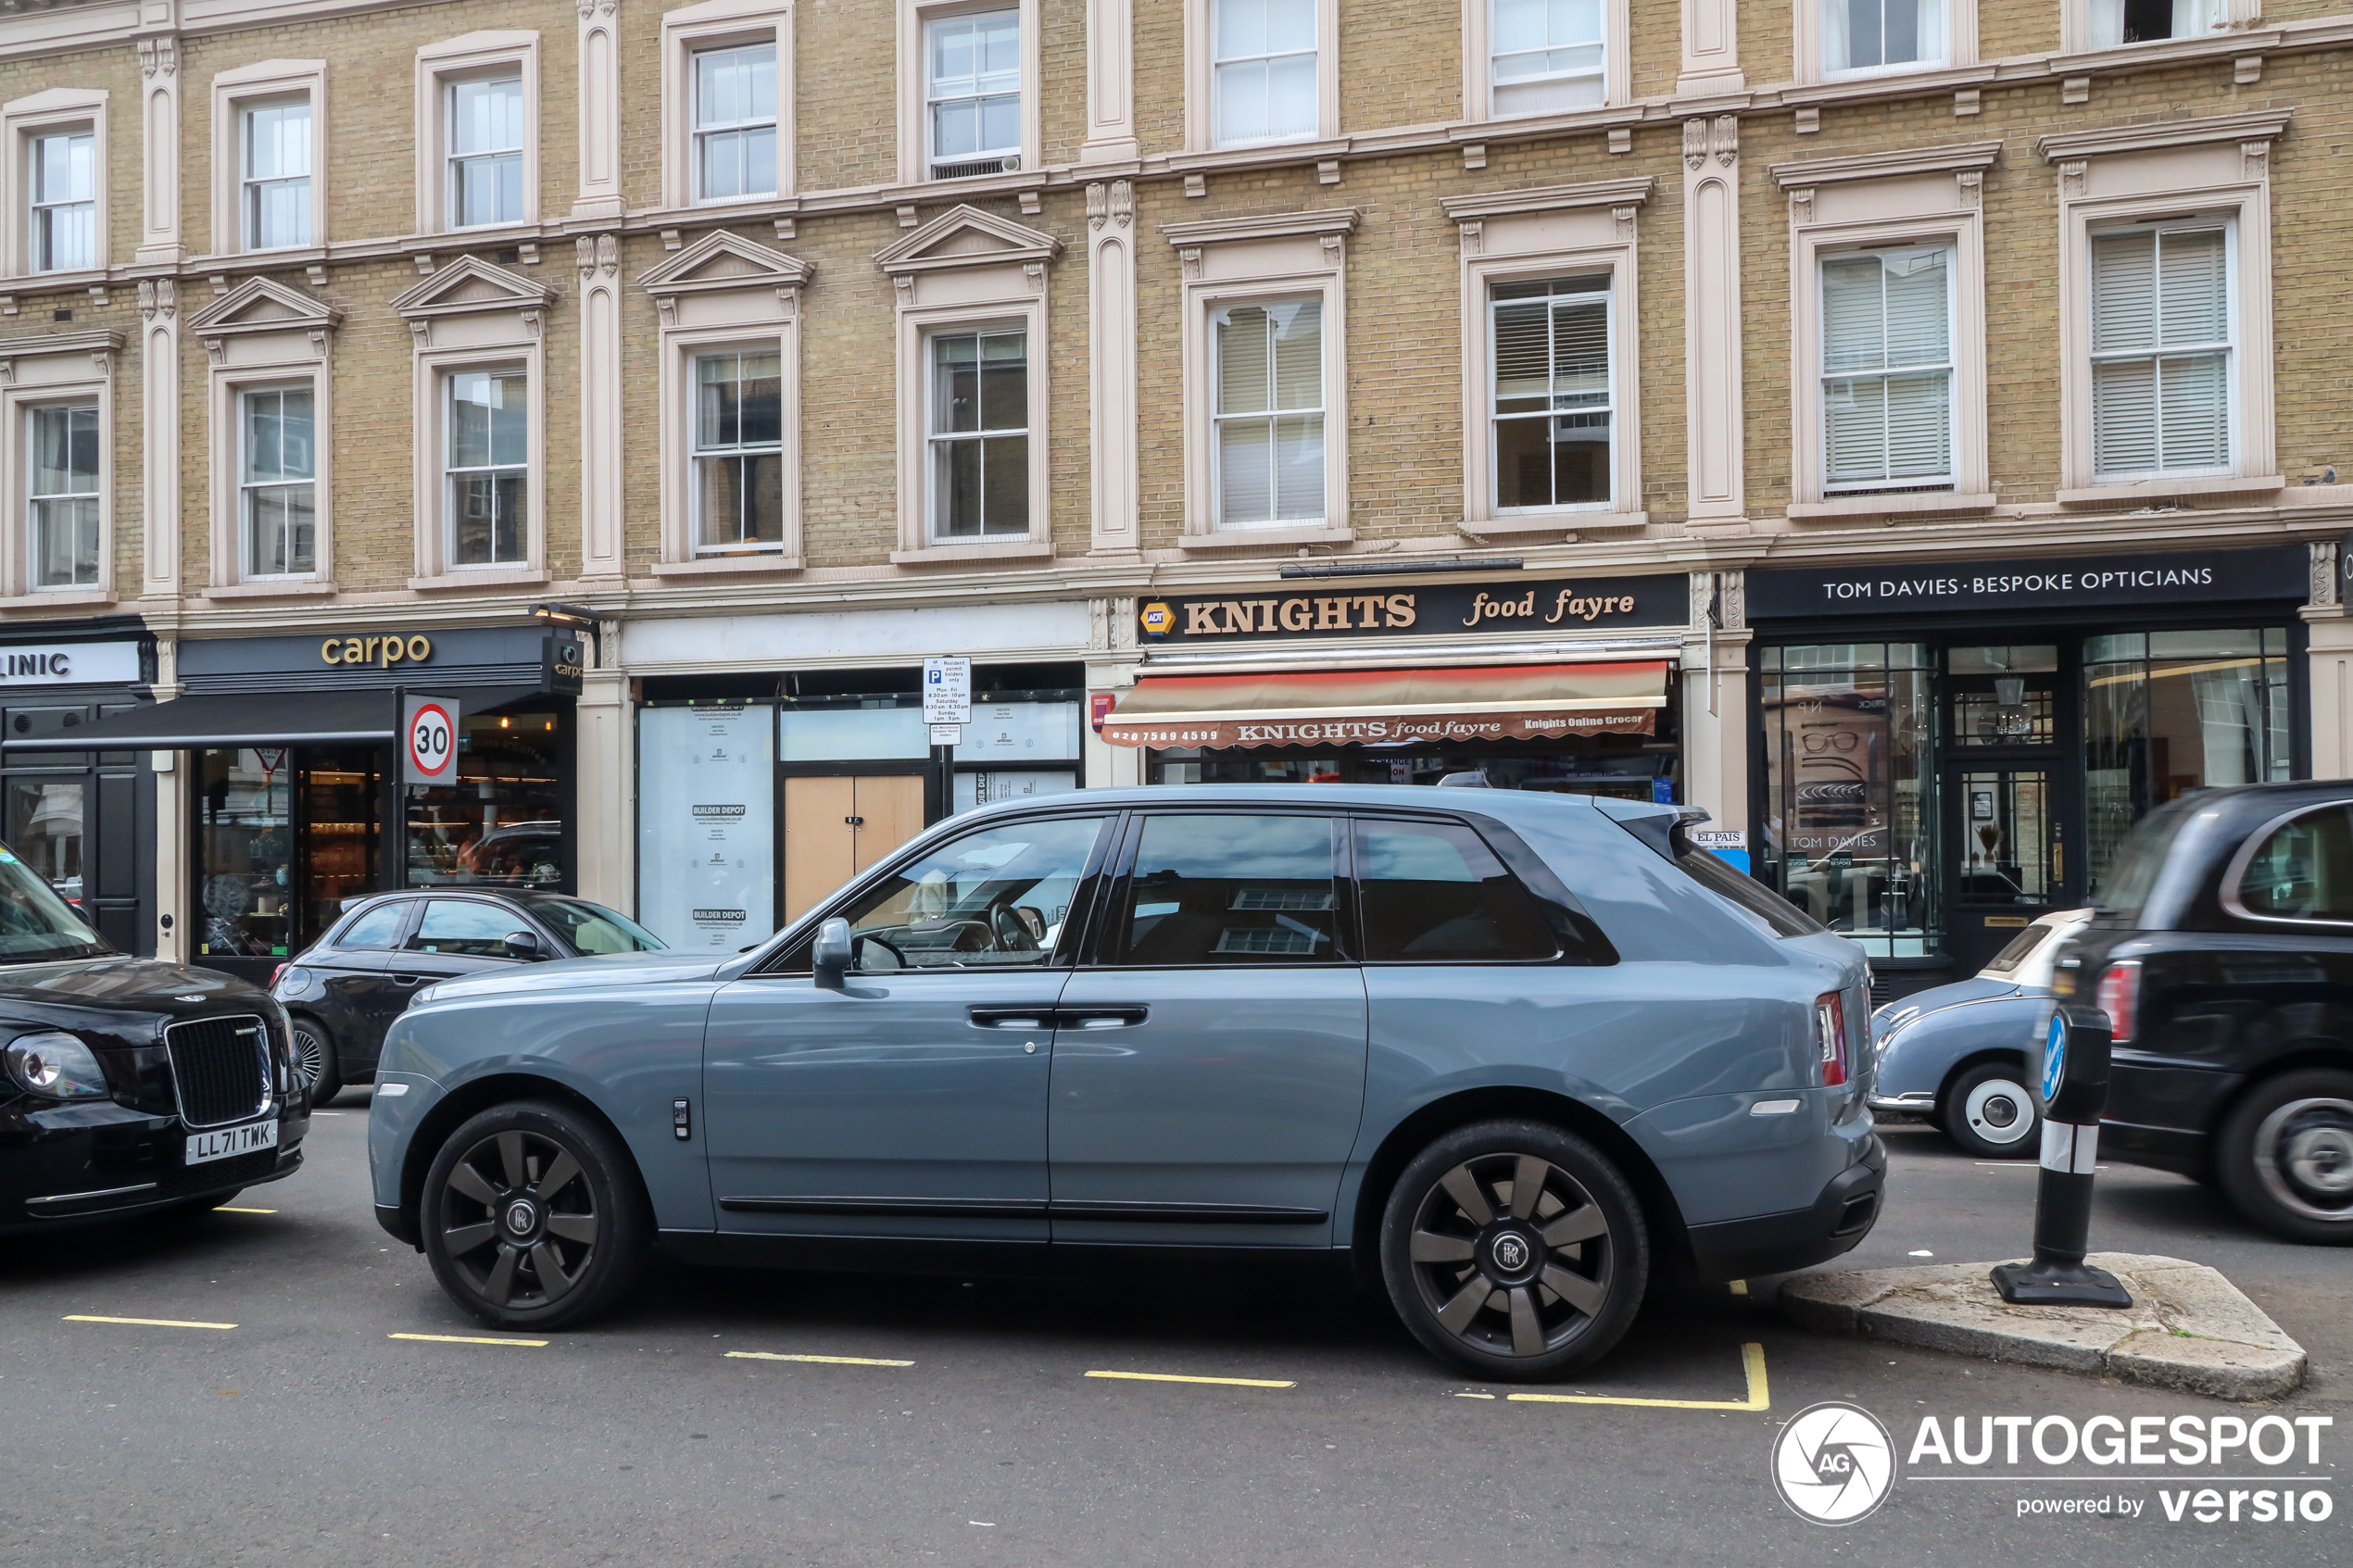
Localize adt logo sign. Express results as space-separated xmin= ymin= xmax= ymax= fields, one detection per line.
xmin=1773 ymin=1402 xmax=1898 ymax=1524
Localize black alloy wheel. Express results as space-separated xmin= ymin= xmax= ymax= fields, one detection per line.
xmin=1380 ymin=1120 xmax=1647 ymax=1381
xmin=291 ymin=1019 xmax=341 ymax=1107
xmin=2216 ymin=1069 xmax=2353 ymax=1246
xmin=421 ymin=1101 xmax=651 ymax=1329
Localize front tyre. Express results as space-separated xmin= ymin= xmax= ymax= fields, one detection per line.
xmin=1379 ymin=1120 xmax=1647 ymax=1382
xmin=421 ymin=1100 xmax=652 ymax=1330
xmin=291 ymin=1018 xmax=342 ymax=1107
xmin=2215 ymin=1070 xmax=2353 ymax=1245
xmin=1942 ymin=1060 xmax=2039 ymax=1159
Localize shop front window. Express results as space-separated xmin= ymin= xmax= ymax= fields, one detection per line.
xmin=1759 ymin=643 xmax=1936 ymax=958
xmin=6 ymin=778 xmax=83 ymax=907
xmin=196 ymin=746 xmax=295 ymax=958
xmin=406 ymin=709 xmax=564 ymax=890
xmin=301 ymin=747 xmax=379 ymax=948
xmin=2084 ymin=629 xmax=2290 ymax=892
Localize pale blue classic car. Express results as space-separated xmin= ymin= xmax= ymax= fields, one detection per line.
xmin=369 ymin=787 xmax=1881 ymax=1382
xmin=1867 ymin=909 xmax=2090 ymax=1157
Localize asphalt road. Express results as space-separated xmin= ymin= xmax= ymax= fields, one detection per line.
xmin=1 ymin=1101 xmax=2343 ymax=1567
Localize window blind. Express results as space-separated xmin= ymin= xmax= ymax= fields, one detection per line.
xmin=1214 ymin=299 xmax=1324 ymax=527
xmin=2090 ymin=226 xmax=2229 ymax=478
xmin=1819 ymin=247 xmax=1953 ymax=492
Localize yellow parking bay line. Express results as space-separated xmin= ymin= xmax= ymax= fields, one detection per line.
xmin=1505 ymin=1342 xmax=1769 ymax=1411
xmin=726 ymin=1351 xmax=914 ymax=1367
xmin=1085 ymin=1370 xmax=1295 ymax=1389
xmin=388 ymin=1332 xmax=548 ymax=1348
xmin=65 ymin=1314 xmax=237 ymax=1330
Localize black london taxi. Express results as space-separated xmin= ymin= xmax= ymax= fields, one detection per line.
xmin=2063 ymin=782 xmax=2353 ymax=1244
xmin=0 ymin=840 xmax=306 ymax=1231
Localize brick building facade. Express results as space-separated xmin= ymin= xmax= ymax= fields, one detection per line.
xmin=0 ymin=0 xmax=2346 ymax=992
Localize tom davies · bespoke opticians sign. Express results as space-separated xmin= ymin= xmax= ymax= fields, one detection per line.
xmin=1139 ymin=573 xmax=1687 ymax=643
xmin=1746 ymin=546 xmax=2309 ymax=620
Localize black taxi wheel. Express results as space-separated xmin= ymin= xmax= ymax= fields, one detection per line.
xmin=1379 ymin=1119 xmax=1647 ymax=1382
xmin=2217 ymin=1070 xmax=2353 ymax=1245
xmin=421 ymin=1101 xmax=652 ymax=1329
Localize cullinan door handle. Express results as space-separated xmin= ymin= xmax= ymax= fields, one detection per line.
xmin=391 ymin=974 xmax=427 ymax=985
xmin=1056 ymin=1007 xmax=1149 ymax=1029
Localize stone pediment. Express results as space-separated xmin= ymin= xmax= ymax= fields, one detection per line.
xmin=389 ymin=254 xmax=558 ymax=324
xmin=186 ymin=276 xmax=344 ymax=352
xmin=873 ymin=205 xmax=1063 ymax=281
xmin=636 ymin=229 xmax=813 ymax=304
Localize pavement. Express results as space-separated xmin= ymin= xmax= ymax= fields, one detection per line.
xmin=0 ymin=1106 xmax=2343 ymax=1566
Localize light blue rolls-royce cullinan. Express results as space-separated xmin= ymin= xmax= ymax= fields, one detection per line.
xmin=369 ymin=786 xmax=1881 ymax=1381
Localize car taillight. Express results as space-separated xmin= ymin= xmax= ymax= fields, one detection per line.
xmin=2096 ymin=960 xmax=2141 ymax=1046
xmin=1815 ymin=991 xmax=1849 ymax=1087
xmin=269 ymin=962 xmax=288 ymax=988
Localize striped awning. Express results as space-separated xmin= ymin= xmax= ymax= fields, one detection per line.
xmin=1099 ymin=661 xmax=1668 ymax=749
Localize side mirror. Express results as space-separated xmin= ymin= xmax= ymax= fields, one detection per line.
xmin=503 ymin=930 xmax=544 ymax=960
xmin=812 ymin=918 xmax=853 ymax=990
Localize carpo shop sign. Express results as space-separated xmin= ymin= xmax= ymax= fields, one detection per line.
xmin=1139 ymin=573 xmax=1686 ymax=643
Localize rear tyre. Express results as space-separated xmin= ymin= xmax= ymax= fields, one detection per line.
xmin=421 ymin=1100 xmax=652 ymax=1330
xmin=1379 ymin=1119 xmax=1647 ymax=1382
xmin=292 ymin=1018 xmax=342 ymax=1107
xmin=2215 ymin=1070 xmax=2353 ymax=1245
xmin=1941 ymin=1060 xmax=2039 ymax=1159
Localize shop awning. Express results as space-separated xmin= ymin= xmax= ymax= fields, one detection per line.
xmin=0 ymin=686 xmax=546 ymax=751
xmin=1099 ymin=661 xmax=1669 ymax=749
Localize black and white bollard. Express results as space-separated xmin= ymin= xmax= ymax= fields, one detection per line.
xmin=1990 ymin=1002 xmax=2133 ymax=1308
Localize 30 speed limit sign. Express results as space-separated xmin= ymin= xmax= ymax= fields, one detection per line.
xmin=400 ymin=694 xmax=463 ymax=786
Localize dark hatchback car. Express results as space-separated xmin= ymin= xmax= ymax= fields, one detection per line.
xmin=2065 ymin=781 xmax=2353 ymax=1243
xmin=272 ymin=891 xmax=664 ymax=1101
xmin=0 ymin=841 xmax=306 ymax=1231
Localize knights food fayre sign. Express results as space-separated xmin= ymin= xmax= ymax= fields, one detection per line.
xmin=1138 ymin=573 xmax=1687 ymax=644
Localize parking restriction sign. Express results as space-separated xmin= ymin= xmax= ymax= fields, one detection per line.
xmin=401 ymin=694 xmax=463 ymax=786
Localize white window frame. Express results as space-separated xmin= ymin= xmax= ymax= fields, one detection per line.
xmin=1816 ymin=243 xmax=1959 ymax=495
xmin=2084 ymin=218 xmax=2237 ymax=484
xmin=1794 ymin=0 xmax=1976 ymax=86
xmin=2063 ymin=0 xmax=2255 ymax=55
xmin=2041 ymin=112 xmax=2283 ymax=506
xmin=1446 ymin=178 xmax=1651 ymax=532
xmin=640 ymin=229 xmax=811 ymax=576
xmin=923 ymin=323 xmax=1034 ymax=542
xmin=661 ymin=0 xmax=795 ymax=210
xmin=440 ymin=365 xmax=532 ymax=571
xmin=690 ymin=344 xmax=791 ymax=556
xmin=190 ymin=275 xmax=341 ymax=596
xmin=1184 ymin=0 xmax=1338 ymax=153
xmin=24 ymin=401 xmax=101 ymax=591
xmin=1166 ymin=209 xmax=1353 ymax=547
xmin=0 ymin=332 xmax=117 ymax=606
xmin=413 ymin=32 xmax=540 ymax=238
xmin=208 ymin=61 xmax=328 ymax=259
xmin=234 ymin=383 xmax=321 ymax=579
xmin=1463 ymin=0 xmax=1631 ymax=123
xmin=1208 ymin=297 xmax=1327 ymax=531
xmin=392 ymin=255 xmax=553 ymax=588
xmin=1 ymin=89 xmax=108 ymax=282
xmin=878 ymin=205 xmax=1059 ymax=563
xmin=1774 ymin=147 xmax=1994 ymax=520
xmin=896 ymin=0 xmax=1039 ymax=186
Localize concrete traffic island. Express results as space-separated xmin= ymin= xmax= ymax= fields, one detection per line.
xmin=1780 ymin=1252 xmax=2308 ymax=1401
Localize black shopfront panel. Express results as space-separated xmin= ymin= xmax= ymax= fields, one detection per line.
xmin=1747 ymin=546 xmax=2309 ymax=995
xmin=0 ymin=625 xmax=157 ymax=956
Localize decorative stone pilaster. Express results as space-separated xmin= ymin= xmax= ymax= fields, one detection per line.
xmin=138 ymin=278 xmax=180 ymax=596
xmin=135 ymin=33 xmax=183 ymax=264
xmin=1087 ymin=180 xmax=1138 ymax=553
xmin=1676 ymin=0 xmax=1743 ymax=94
xmin=1080 ymin=0 xmax=1139 ymax=164
xmin=575 ymin=0 xmax=623 ymax=220
xmin=576 ymin=233 xmax=625 ymax=578
xmin=1682 ymin=116 xmax=1745 ymax=525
